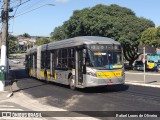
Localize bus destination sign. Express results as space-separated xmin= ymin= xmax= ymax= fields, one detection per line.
xmin=89 ymin=44 xmax=120 ymax=51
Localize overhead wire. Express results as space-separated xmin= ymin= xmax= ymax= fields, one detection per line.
xmin=1 ymin=0 xmax=52 ymax=35
xmin=9 ymin=0 xmax=46 ymax=33
xmin=15 ymin=4 xmax=52 ymax=18
xmin=9 ymin=0 xmax=31 ymax=33
xmin=10 ymin=0 xmax=20 ymax=5
xmin=10 ymin=0 xmax=30 ymax=9
xmin=10 ymin=0 xmax=23 ymax=33
xmin=15 ymin=0 xmax=45 ymax=15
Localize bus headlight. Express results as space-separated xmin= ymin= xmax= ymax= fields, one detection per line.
xmin=87 ymin=72 xmax=96 ymax=77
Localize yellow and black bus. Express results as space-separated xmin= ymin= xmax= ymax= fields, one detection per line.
xmin=25 ymin=36 xmax=124 ymax=89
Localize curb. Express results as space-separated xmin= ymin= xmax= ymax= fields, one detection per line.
xmin=0 ymin=91 xmax=9 ymax=93
xmin=125 ymin=81 xmax=160 ymax=88
xmin=0 ymin=91 xmax=13 ymax=101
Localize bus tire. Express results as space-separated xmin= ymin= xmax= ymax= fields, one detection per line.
xmin=69 ymin=75 xmax=76 ymax=90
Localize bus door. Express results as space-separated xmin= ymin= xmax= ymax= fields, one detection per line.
xmin=51 ymin=51 xmax=56 ymax=80
xmin=76 ymin=49 xmax=84 ymax=85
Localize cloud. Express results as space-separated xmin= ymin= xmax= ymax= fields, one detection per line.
xmin=55 ymin=0 xmax=70 ymax=3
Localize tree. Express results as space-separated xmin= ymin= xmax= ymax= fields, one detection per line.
xmin=157 ymin=27 xmax=160 ymax=47
xmin=8 ymin=34 xmax=18 ymax=54
xmin=51 ymin=4 xmax=155 ymax=65
xmin=9 ymin=34 xmax=17 ymax=41
xmin=8 ymin=40 xmax=18 ymax=54
xmin=140 ymin=26 xmax=160 ymax=47
xmin=50 ymin=26 xmax=67 ymax=41
xmin=19 ymin=33 xmax=31 ymax=38
xmin=35 ymin=38 xmax=51 ymax=46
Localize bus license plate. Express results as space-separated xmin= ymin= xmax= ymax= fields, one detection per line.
xmin=107 ymin=82 xmax=113 ymax=85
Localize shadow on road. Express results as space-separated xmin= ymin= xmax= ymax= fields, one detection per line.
xmin=6 ymin=68 xmax=160 ymax=117
xmin=78 ymin=85 xmax=129 ymax=93
xmin=13 ymin=69 xmax=30 ymax=79
xmin=10 ymin=69 xmax=131 ymax=113
xmin=13 ymin=83 xmax=47 ymax=93
xmin=11 ymin=69 xmax=129 ymax=94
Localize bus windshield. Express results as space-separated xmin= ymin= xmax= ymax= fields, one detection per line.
xmin=87 ymin=50 xmax=122 ymax=69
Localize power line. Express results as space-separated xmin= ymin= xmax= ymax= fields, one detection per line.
xmin=14 ymin=0 xmax=45 ymax=15
xmin=8 ymin=0 xmax=31 ymax=33
xmin=2 ymin=0 xmax=55 ymax=35
xmin=15 ymin=4 xmax=55 ymax=18
xmin=10 ymin=0 xmax=20 ymax=5
xmin=9 ymin=0 xmax=45 ymax=33
xmin=10 ymin=0 xmax=30 ymax=9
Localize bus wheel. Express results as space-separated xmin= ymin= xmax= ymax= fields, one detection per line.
xmin=69 ymin=76 xmax=76 ymax=90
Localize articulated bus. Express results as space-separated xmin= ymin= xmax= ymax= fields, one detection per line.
xmin=25 ymin=36 xmax=124 ymax=89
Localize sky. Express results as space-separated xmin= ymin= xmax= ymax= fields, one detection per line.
xmin=5 ymin=0 xmax=160 ymax=37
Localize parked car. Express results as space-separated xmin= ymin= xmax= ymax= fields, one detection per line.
xmin=147 ymin=60 xmax=155 ymax=70
xmin=124 ymin=63 xmax=132 ymax=70
xmin=133 ymin=61 xmax=144 ymax=71
xmin=146 ymin=61 xmax=158 ymax=72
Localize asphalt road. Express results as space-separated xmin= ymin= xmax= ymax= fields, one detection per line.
xmin=8 ymin=57 xmax=160 ymax=119
xmin=12 ymin=69 xmax=160 ymax=111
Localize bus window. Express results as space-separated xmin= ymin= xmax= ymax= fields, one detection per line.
xmin=41 ymin=51 xmax=46 ymax=69
xmin=62 ymin=49 xmax=67 ymax=68
xmin=46 ymin=51 xmax=50 ymax=69
xmin=85 ymin=50 xmax=94 ymax=67
xmin=87 ymin=49 xmax=122 ymax=69
xmin=30 ymin=54 xmax=33 ymax=68
xmin=57 ymin=50 xmax=62 ymax=68
xmin=57 ymin=49 xmax=69 ymax=68
xmin=68 ymin=48 xmax=75 ymax=69
xmin=33 ymin=53 xmax=37 ymax=69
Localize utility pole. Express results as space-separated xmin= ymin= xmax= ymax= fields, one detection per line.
xmin=0 ymin=0 xmax=9 ymax=91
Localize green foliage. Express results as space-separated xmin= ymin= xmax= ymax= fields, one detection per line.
xmin=35 ymin=38 xmax=51 ymax=46
xmin=50 ymin=26 xmax=67 ymax=40
xmin=19 ymin=33 xmax=31 ymax=38
xmin=157 ymin=26 xmax=160 ymax=37
xmin=8 ymin=34 xmax=18 ymax=54
xmin=9 ymin=34 xmax=17 ymax=41
xmin=140 ymin=26 xmax=160 ymax=47
xmin=51 ymin=4 xmax=155 ymax=64
xmin=8 ymin=40 xmax=18 ymax=54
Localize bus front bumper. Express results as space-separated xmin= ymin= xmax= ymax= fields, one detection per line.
xmin=83 ymin=75 xmax=125 ymax=87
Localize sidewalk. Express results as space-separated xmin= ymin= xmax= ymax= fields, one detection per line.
xmin=0 ymin=72 xmax=16 ymax=100
xmin=0 ymin=84 xmax=99 ymax=120
xmin=0 ymin=70 xmax=160 ymax=120
xmin=0 ymin=76 xmax=99 ymax=120
xmin=126 ymin=80 xmax=160 ymax=88
xmin=125 ymin=71 xmax=160 ymax=88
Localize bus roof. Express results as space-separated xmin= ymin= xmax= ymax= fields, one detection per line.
xmin=45 ymin=36 xmax=120 ymax=51
xmin=27 ymin=36 xmax=120 ymax=52
xmin=26 ymin=46 xmax=37 ymax=55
